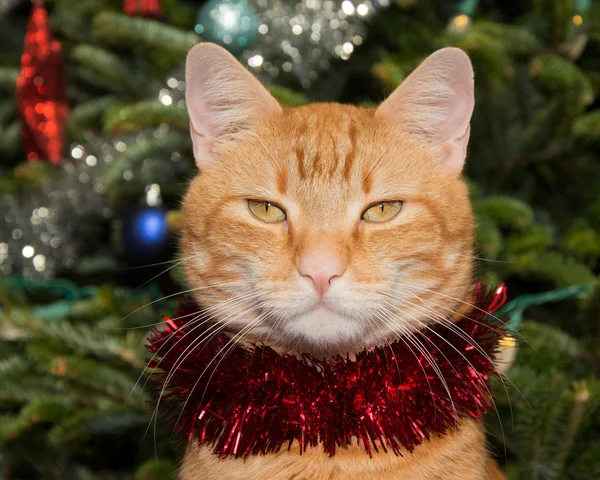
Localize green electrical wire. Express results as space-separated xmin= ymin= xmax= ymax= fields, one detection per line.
xmin=0 ymin=276 xmax=92 ymax=301
xmin=575 ymin=0 xmax=591 ymax=14
xmin=458 ymin=0 xmax=480 ymax=17
xmin=0 ymin=275 xmax=166 ymax=321
xmin=497 ymin=284 xmax=591 ymax=332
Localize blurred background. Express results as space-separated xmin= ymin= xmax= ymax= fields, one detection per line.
xmin=1 ymin=0 xmax=600 ymax=478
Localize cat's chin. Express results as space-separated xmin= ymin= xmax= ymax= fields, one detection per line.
xmin=276 ymin=306 xmax=369 ymax=356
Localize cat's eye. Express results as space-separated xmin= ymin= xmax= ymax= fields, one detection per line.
xmin=361 ymin=201 xmax=403 ymax=223
xmin=248 ymin=200 xmax=287 ymax=223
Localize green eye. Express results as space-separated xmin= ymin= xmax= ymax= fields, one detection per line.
xmin=362 ymin=201 xmax=403 ymax=223
xmin=248 ymin=200 xmax=287 ymax=223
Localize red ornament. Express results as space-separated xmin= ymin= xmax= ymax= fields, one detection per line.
xmin=146 ymin=284 xmax=508 ymax=458
xmin=123 ymin=0 xmax=163 ymax=17
xmin=16 ymin=0 xmax=69 ymax=165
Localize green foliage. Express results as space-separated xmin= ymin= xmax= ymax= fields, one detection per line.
xmin=573 ymin=111 xmax=600 ymax=140
xmin=489 ymin=317 xmax=600 ymax=480
xmin=0 ymin=67 xmax=19 ymax=92
xmin=67 ymin=96 xmax=120 ymax=140
xmin=2 ymin=0 xmax=600 ymax=477
xmin=474 ymin=196 xmax=534 ymax=230
xmin=92 ymin=12 xmax=198 ymax=69
xmin=71 ymin=45 xmax=143 ymax=95
xmin=268 ymin=85 xmax=310 ymax=106
xmin=101 ymin=130 xmax=190 ymax=187
xmin=0 ymin=282 xmax=180 ymax=477
xmin=104 ymin=101 xmax=189 ymax=135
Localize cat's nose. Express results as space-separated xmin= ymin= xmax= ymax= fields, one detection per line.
xmin=297 ymin=249 xmax=346 ymax=298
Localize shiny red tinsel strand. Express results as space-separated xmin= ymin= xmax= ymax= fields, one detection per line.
xmin=146 ymin=284 xmax=507 ymax=458
xmin=123 ymin=0 xmax=163 ymax=17
xmin=16 ymin=0 xmax=69 ymax=165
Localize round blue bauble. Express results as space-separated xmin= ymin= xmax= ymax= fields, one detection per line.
xmin=123 ymin=208 xmax=170 ymax=259
xmin=195 ymin=0 xmax=258 ymax=54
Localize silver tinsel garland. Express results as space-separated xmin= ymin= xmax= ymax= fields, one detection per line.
xmin=248 ymin=0 xmax=387 ymax=88
xmin=196 ymin=0 xmax=388 ymax=88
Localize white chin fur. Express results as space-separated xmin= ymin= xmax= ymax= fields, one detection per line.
xmin=282 ymin=306 xmax=365 ymax=349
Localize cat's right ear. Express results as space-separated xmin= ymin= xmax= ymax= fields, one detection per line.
xmin=185 ymin=43 xmax=282 ymax=171
xmin=376 ymin=48 xmax=474 ymax=177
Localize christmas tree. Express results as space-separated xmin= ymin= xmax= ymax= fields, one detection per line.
xmin=1 ymin=0 xmax=599 ymax=478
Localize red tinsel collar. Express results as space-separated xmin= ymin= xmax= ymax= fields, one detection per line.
xmin=146 ymin=284 xmax=507 ymax=458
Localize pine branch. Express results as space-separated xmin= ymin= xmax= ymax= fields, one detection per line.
xmin=0 ymin=122 xmax=21 ymax=156
xmin=71 ymin=45 xmax=143 ymax=95
xmin=530 ymin=54 xmax=594 ymax=107
xmin=268 ymin=85 xmax=309 ymax=107
xmin=507 ymin=251 xmax=595 ymax=287
xmin=474 ymin=196 xmax=534 ymax=230
xmin=474 ymin=215 xmax=503 ymax=259
xmin=92 ymin=12 xmax=197 ymax=66
xmin=104 ymin=101 xmax=189 ymax=135
xmin=551 ymin=381 xmax=591 ymax=479
xmin=0 ymin=67 xmax=18 ymax=92
xmin=68 ymin=95 xmax=120 ymax=139
xmin=573 ymin=111 xmax=600 ymax=141
xmin=101 ymin=130 xmax=190 ymax=187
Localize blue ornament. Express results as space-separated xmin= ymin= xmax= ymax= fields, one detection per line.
xmin=195 ymin=0 xmax=258 ymax=54
xmin=123 ymin=208 xmax=170 ymax=259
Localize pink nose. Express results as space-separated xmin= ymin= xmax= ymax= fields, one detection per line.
xmin=297 ymin=249 xmax=346 ymax=298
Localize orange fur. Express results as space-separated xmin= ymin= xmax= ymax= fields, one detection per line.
xmin=180 ymin=420 xmax=500 ymax=479
xmin=178 ymin=44 xmax=505 ymax=479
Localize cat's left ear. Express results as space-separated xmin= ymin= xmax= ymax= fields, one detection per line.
xmin=376 ymin=48 xmax=474 ymax=176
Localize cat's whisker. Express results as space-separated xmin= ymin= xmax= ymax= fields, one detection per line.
xmin=133 ymin=290 xmax=264 ymax=404
xmin=404 ymin=293 xmax=533 ymax=420
xmin=147 ymin=292 xmax=266 ymax=394
xmin=379 ymin=294 xmax=510 ymax=455
xmin=378 ymin=306 xmax=460 ymax=423
xmin=133 ymin=254 xmax=199 ymax=292
xmin=131 ymin=297 xmax=258 ymax=410
xmin=173 ymin=309 xmax=276 ymax=435
xmin=379 ymin=289 xmax=516 ymax=404
xmin=161 ymin=306 xmax=275 ymax=447
xmin=149 ymin=310 xmax=260 ymax=456
xmin=251 ymin=131 xmax=286 ymax=172
xmin=383 ymin=298 xmax=504 ymax=425
xmin=149 ymin=288 xmax=289 ymax=426
xmin=390 ymin=281 xmax=535 ymax=348
xmin=119 ymin=280 xmax=250 ymax=324
xmin=379 ymin=286 xmax=531 ymax=436
xmin=145 ymin=300 xmax=267 ymax=450
xmin=368 ymin=303 xmax=438 ymax=409
xmin=402 ymin=298 xmax=516 ymax=438
xmin=125 ymin=255 xmax=199 ymax=269
xmin=450 ymin=253 xmax=513 ymax=264
xmin=123 ymin=308 xmax=207 ymax=330
xmin=363 ymin=136 xmax=400 ymax=183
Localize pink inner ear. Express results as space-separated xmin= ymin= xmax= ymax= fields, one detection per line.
xmin=189 ymin=124 xmax=214 ymax=171
xmin=443 ymin=125 xmax=471 ymax=176
xmin=185 ymin=43 xmax=282 ymax=171
xmin=375 ymin=48 xmax=474 ymax=175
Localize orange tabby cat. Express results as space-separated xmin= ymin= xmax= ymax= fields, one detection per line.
xmin=178 ymin=42 xmax=506 ymax=479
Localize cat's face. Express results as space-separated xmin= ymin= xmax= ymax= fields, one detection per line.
xmin=181 ymin=44 xmax=475 ymax=356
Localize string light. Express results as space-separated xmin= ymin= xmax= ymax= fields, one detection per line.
xmin=447 ymin=0 xmax=479 ymax=35
xmin=448 ymin=13 xmax=471 ymax=35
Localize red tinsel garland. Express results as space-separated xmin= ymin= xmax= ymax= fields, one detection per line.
xmin=123 ymin=0 xmax=163 ymax=17
xmin=146 ymin=284 xmax=507 ymax=458
xmin=16 ymin=0 xmax=69 ymax=164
